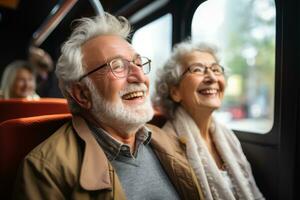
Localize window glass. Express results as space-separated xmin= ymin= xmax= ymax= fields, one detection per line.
xmin=132 ymin=14 xmax=172 ymax=96
xmin=192 ymin=0 xmax=276 ymax=133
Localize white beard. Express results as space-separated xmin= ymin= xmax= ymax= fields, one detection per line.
xmin=87 ymin=80 xmax=154 ymax=135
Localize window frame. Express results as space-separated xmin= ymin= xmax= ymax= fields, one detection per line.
xmin=131 ymin=13 xmax=173 ymax=97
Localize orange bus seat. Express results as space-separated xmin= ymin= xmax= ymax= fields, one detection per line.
xmin=0 ymin=98 xmax=70 ymax=123
xmin=0 ymin=114 xmax=72 ymax=199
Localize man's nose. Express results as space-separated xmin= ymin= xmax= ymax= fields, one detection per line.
xmin=127 ymin=64 xmax=147 ymax=83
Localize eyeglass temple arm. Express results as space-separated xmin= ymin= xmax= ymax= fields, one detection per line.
xmin=78 ymin=63 xmax=107 ymax=81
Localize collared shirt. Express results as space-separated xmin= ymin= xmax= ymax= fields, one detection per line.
xmin=87 ymin=122 xmax=152 ymax=161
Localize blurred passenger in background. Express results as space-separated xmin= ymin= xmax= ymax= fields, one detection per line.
xmin=155 ymin=40 xmax=264 ymax=200
xmin=28 ymin=46 xmax=62 ymax=97
xmin=0 ymin=60 xmax=39 ymax=99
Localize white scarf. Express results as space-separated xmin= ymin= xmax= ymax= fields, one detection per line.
xmin=167 ymin=107 xmax=263 ymax=200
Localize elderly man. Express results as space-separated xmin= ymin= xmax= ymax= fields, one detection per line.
xmin=14 ymin=13 xmax=203 ymax=200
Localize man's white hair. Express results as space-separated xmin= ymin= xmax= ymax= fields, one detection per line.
xmin=55 ymin=12 xmax=131 ymax=113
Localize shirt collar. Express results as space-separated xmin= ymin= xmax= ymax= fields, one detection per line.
xmin=87 ymin=122 xmax=152 ymax=161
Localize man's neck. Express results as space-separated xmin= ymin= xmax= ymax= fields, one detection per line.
xmin=85 ymin=113 xmax=139 ymax=153
xmin=101 ymin=125 xmax=137 ymax=152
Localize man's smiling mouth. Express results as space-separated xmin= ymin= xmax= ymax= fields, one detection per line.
xmin=122 ymin=91 xmax=145 ymax=100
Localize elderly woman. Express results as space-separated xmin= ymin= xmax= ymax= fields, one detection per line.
xmin=0 ymin=60 xmax=39 ymax=99
xmin=155 ymin=41 xmax=264 ymax=200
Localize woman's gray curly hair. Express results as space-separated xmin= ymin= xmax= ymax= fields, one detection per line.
xmin=154 ymin=40 xmax=220 ymax=119
xmin=55 ymin=12 xmax=131 ymax=114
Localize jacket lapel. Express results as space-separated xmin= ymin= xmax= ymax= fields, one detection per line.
xmin=72 ymin=115 xmax=112 ymax=191
xmin=108 ymin=164 xmax=127 ymax=200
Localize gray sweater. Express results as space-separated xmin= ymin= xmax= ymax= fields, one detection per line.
xmin=112 ymin=144 xmax=180 ymax=200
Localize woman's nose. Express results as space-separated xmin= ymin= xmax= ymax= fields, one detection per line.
xmin=203 ymin=69 xmax=218 ymax=83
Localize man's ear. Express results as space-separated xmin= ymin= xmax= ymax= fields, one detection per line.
xmin=70 ymin=83 xmax=92 ymax=110
xmin=170 ymin=86 xmax=181 ymax=103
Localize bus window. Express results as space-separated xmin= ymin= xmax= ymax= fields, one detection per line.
xmin=191 ymin=0 xmax=276 ymax=134
xmin=132 ymin=14 xmax=172 ymax=96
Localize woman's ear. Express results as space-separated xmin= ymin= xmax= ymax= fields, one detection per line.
xmin=170 ymin=86 xmax=181 ymax=103
xmin=70 ymin=83 xmax=92 ymax=110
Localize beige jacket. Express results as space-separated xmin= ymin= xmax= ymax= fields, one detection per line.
xmin=14 ymin=115 xmax=203 ymax=200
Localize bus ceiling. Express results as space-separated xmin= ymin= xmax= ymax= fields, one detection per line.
xmin=30 ymin=0 xmax=105 ymax=48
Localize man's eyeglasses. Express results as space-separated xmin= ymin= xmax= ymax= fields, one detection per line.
xmin=181 ymin=63 xmax=224 ymax=78
xmin=78 ymin=56 xmax=151 ymax=81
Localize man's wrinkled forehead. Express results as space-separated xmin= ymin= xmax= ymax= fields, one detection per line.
xmin=81 ymin=35 xmax=136 ymax=69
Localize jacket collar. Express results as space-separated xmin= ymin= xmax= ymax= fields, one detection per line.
xmin=147 ymin=124 xmax=184 ymax=156
xmin=72 ymin=115 xmax=112 ymax=191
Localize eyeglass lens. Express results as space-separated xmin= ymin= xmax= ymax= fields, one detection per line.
xmin=110 ymin=57 xmax=151 ymax=78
